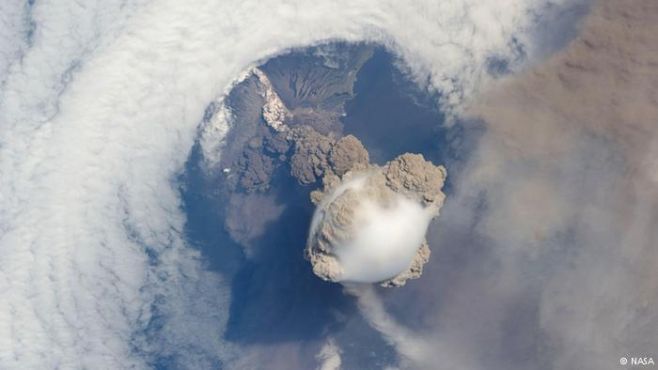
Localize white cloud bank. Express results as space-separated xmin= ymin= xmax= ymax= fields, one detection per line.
xmin=0 ymin=0 xmax=576 ymax=368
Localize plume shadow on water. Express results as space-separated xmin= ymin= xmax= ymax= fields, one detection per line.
xmin=180 ymin=142 xmax=398 ymax=369
xmin=180 ymin=142 xmax=352 ymax=341
xmin=221 ymin=168 xmax=350 ymax=343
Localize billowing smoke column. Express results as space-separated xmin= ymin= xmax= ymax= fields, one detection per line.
xmin=228 ymin=68 xmax=448 ymax=288
xmin=305 ymin=153 xmax=447 ymax=287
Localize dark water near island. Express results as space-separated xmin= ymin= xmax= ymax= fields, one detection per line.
xmin=172 ymin=43 xmax=478 ymax=370
xmin=342 ymin=48 xmax=483 ymax=193
xmin=342 ymin=48 xmax=444 ymax=165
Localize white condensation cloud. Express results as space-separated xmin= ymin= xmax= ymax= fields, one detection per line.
xmin=315 ymin=338 xmax=342 ymax=370
xmin=0 ymin=0 xmax=570 ymax=368
xmin=380 ymin=2 xmax=657 ymax=370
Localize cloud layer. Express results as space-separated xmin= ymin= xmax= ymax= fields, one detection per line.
xmin=0 ymin=0 xmax=591 ymax=368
